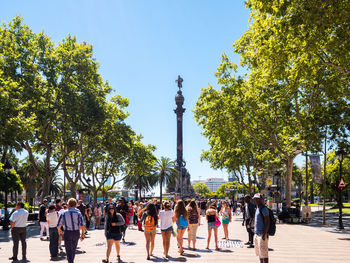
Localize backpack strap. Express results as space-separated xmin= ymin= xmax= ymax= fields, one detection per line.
xmin=259 ymin=206 xmax=267 ymax=222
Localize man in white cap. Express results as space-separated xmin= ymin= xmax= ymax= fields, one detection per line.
xmin=252 ymin=193 xmax=270 ymax=263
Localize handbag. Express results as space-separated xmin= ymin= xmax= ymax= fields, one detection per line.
xmin=172 ymin=222 xmax=178 ymax=237
xmin=215 ymin=216 xmax=221 ymax=227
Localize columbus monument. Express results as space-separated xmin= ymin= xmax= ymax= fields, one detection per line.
xmin=174 ymin=75 xmax=193 ymax=197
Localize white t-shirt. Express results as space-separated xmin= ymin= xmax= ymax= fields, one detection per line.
xmin=47 ymin=211 xmax=59 ymax=228
xmin=159 ymin=210 xmax=174 ymax=230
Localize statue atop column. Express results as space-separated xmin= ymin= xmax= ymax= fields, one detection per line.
xmin=173 ymin=75 xmax=194 ymax=198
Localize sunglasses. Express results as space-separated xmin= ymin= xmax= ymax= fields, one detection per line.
xmin=109 ymin=208 xmax=114 ymax=210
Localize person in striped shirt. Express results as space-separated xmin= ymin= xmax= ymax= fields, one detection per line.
xmin=57 ymin=198 xmax=85 ymax=263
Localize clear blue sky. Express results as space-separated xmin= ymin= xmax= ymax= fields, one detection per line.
xmin=2 ymin=1 xmax=255 ymax=184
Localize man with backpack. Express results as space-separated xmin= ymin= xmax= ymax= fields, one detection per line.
xmin=253 ymin=193 xmax=270 ymax=263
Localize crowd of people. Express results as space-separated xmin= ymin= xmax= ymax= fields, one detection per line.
xmin=8 ymin=193 xmax=271 ymax=263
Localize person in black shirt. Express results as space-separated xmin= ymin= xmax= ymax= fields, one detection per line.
xmin=116 ymin=198 xmax=128 ymax=242
xmin=77 ymin=200 xmax=89 ymax=233
xmin=38 ymin=199 xmax=49 ymax=240
xmin=103 ymin=205 xmax=125 ymax=263
xmin=200 ymin=200 xmax=207 ymax=216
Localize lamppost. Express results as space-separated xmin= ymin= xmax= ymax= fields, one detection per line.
xmin=275 ymin=171 xmax=281 ymax=212
xmin=336 ymin=148 xmax=346 ymax=230
xmin=86 ymin=177 xmax=91 ymax=202
xmin=3 ymin=159 xmax=12 ymax=231
xmin=302 ymin=151 xmax=309 ymax=206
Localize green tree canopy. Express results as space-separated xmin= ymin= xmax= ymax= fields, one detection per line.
xmin=193 ymin=182 xmax=210 ymax=197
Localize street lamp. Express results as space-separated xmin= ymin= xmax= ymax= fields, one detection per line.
xmin=3 ymin=159 xmax=12 ymax=231
xmin=301 ymin=151 xmax=309 ymax=206
xmin=336 ymin=148 xmax=346 ymax=230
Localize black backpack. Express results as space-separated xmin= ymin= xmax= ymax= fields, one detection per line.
xmin=259 ymin=206 xmax=276 ymax=236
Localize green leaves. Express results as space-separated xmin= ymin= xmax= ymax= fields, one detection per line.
xmin=195 ymin=0 xmax=349 ymax=206
xmin=193 ymin=182 xmax=210 ymax=196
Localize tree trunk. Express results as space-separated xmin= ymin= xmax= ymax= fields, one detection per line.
xmin=139 ymin=184 xmax=142 ymax=201
xmin=285 ymin=156 xmax=294 ymax=208
xmin=93 ymin=190 xmax=98 ymax=205
xmin=160 ymin=174 xmax=163 ymax=204
xmin=70 ymin=183 xmax=76 ymax=198
xmin=42 ymin=147 xmax=52 ymax=200
xmin=139 ymin=174 xmax=142 ymax=201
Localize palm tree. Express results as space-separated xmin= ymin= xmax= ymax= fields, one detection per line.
xmin=154 ymin=157 xmax=177 ymax=203
xmin=124 ymin=171 xmax=157 ymax=200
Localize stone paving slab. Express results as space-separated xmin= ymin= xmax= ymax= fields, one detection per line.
xmin=1 ymin=214 xmax=350 ymax=263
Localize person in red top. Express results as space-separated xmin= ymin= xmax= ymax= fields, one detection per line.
xmin=55 ymin=199 xmax=63 ymax=212
xmin=128 ymin=201 xmax=134 ymax=229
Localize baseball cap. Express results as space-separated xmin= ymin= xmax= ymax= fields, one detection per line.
xmin=252 ymin=193 xmax=263 ymax=199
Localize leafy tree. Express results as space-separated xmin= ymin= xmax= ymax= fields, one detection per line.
xmin=70 ymin=97 xmax=134 ymax=200
xmin=0 ymin=17 xmax=111 ymax=199
xmin=123 ymin=139 xmax=157 ymax=201
xmin=154 ymin=157 xmax=177 ymax=203
xmin=195 ymin=1 xmax=350 ymax=207
xmin=193 ymin=182 xmax=210 ymax=197
xmin=0 ymin=163 xmax=23 ymax=194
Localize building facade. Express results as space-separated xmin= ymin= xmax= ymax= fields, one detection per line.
xmin=192 ymin=178 xmax=227 ymax=192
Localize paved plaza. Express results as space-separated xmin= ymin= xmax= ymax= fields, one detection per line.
xmin=1 ymin=212 xmax=350 ymax=263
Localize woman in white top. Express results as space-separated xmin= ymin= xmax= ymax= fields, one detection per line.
xmin=158 ymin=201 xmax=174 ymax=259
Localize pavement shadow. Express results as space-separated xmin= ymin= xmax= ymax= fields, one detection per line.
xmin=166 ymin=256 xmax=187 ymax=262
xmin=193 ymin=248 xmax=212 ymax=253
xmin=0 ymin=224 xmax=42 ymax=242
xmin=0 ymin=230 xmax=11 ymax=242
xmin=338 ymin=237 xmax=350 ymax=241
xmin=120 ymin=241 xmax=136 ymax=246
xmin=217 ymin=249 xmax=232 ymax=253
xmin=298 ymin=211 xmax=350 ymax=231
xmin=50 ymin=256 xmax=66 ymax=261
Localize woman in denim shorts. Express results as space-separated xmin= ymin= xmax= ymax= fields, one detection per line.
xmin=173 ymin=200 xmax=188 ymax=255
xmin=206 ymin=204 xmax=220 ymax=251
xmin=159 ymin=201 xmax=174 ymax=258
xmin=139 ymin=203 xmax=158 ymax=260
xmin=103 ymin=205 xmax=125 ymax=263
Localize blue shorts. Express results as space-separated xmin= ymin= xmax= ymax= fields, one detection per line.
xmin=177 ymin=225 xmax=187 ymax=230
xmin=106 ymin=232 xmax=122 ymax=241
xmin=161 ymin=226 xmax=173 ymax=232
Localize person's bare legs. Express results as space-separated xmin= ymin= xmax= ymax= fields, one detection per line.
xmin=150 ymin=233 xmax=156 ymax=256
xmin=115 ymin=240 xmax=120 ymax=257
xmin=214 ymin=227 xmax=219 ymax=250
xmin=144 ymin=232 xmax=151 ymax=259
xmin=188 ymin=225 xmax=191 ymax=248
xmin=165 ymin=231 xmax=171 ymax=257
xmin=206 ymin=229 xmax=212 ymax=249
xmin=161 ymin=231 xmax=167 ymax=256
xmin=223 ymin=224 xmax=228 ymax=239
xmin=96 ymin=217 xmax=101 ymax=229
xmin=177 ymin=229 xmax=185 ymax=253
xmin=106 ymin=239 xmax=113 ymax=261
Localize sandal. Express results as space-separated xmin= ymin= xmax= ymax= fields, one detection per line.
xmin=102 ymin=260 xmax=109 ymax=263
